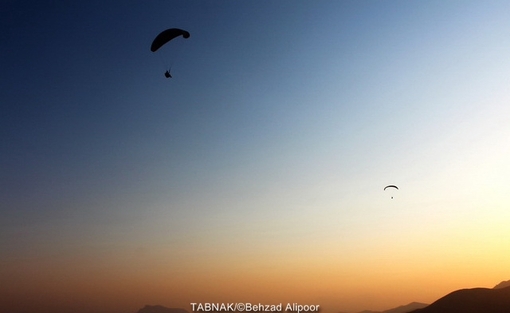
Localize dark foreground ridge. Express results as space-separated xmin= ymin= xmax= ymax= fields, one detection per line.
xmin=409 ymin=286 xmax=510 ymax=313
xmin=136 ymin=305 xmax=189 ymax=313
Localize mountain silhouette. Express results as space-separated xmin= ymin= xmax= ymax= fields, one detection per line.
xmin=357 ymin=302 xmax=428 ymax=313
xmin=381 ymin=302 xmax=428 ymax=313
xmin=493 ymin=279 xmax=510 ymax=289
xmin=136 ymin=305 xmax=189 ymax=313
xmin=409 ymin=286 xmax=510 ymax=313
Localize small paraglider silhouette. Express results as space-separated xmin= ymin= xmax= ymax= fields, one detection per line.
xmin=151 ymin=28 xmax=190 ymax=78
xmin=384 ymin=185 xmax=398 ymax=199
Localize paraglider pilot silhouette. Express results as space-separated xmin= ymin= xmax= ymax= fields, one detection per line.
xmin=151 ymin=28 xmax=190 ymax=78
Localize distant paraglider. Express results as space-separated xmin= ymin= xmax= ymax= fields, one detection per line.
xmin=384 ymin=185 xmax=398 ymax=191
xmin=384 ymin=185 xmax=398 ymax=199
xmin=151 ymin=28 xmax=190 ymax=78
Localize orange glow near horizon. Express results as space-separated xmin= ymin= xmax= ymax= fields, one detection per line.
xmin=3 ymin=228 xmax=509 ymax=313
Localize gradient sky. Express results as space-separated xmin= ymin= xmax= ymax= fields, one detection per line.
xmin=2 ymin=1 xmax=510 ymax=313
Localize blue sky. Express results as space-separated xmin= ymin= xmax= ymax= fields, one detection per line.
xmin=2 ymin=1 xmax=510 ymax=313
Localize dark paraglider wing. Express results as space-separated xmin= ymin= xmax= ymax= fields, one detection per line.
xmin=150 ymin=28 xmax=190 ymax=52
xmin=384 ymin=185 xmax=399 ymax=190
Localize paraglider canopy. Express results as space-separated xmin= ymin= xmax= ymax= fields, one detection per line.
xmin=384 ymin=185 xmax=398 ymax=191
xmin=151 ymin=28 xmax=190 ymax=52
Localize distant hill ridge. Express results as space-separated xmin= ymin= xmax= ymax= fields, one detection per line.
xmin=357 ymin=302 xmax=428 ymax=313
xmin=493 ymin=279 xmax=510 ymax=289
